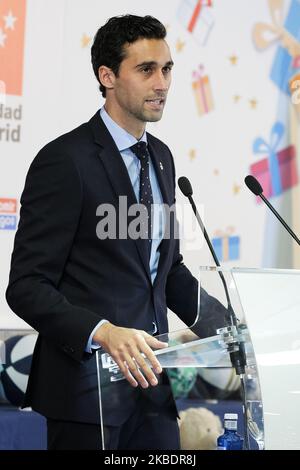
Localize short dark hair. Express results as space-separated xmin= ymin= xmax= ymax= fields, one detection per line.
xmin=91 ymin=15 xmax=167 ymax=97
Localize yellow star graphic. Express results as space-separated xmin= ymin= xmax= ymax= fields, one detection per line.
xmin=233 ymin=184 xmax=241 ymax=195
xmin=229 ymin=55 xmax=238 ymax=65
xmin=81 ymin=34 xmax=91 ymax=48
xmin=233 ymin=95 xmax=241 ymax=103
xmin=189 ymin=149 xmax=196 ymax=160
xmin=176 ymin=39 xmax=185 ymax=53
xmin=249 ymin=98 xmax=258 ymax=109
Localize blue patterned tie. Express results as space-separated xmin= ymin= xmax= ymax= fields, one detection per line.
xmin=130 ymin=141 xmax=153 ymax=258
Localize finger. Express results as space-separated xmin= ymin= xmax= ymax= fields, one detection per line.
xmin=141 ymin=332 xmax=168 ymax=350
xmin=121 ymin=352 xmax=150 ymax=389
xmin=128 ymin=344 xmax=159 ymax=386
xmin=114 ymin=355 xmax=138 ymax=388
xmin=134 ymin=339 xmax=163 ymax=375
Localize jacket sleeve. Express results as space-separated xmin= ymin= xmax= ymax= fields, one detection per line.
xmin=6 ymin=144 xmax=102 ymax=362
xmin=165 ymin=148 xmax=228 ymax=338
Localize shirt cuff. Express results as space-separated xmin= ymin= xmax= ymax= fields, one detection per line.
xmin=85 ymin=319 xmax=109 ymax=353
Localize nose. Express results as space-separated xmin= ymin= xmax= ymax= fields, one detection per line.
xmin=153 ymin=70 xmax=170 ymax=93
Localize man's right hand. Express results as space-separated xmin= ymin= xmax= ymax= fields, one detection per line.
xmin=93 ymin=323 xmax=168 ymax=388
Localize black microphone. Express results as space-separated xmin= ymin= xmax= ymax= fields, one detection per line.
xmin=178 ymin=176 xmax=246 ymax=375
xmin=245 ymin=175 xmax=300 ymax=246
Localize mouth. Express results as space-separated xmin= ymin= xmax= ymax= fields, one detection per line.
xmin=145 ymin=98 xmax=165 ymax=110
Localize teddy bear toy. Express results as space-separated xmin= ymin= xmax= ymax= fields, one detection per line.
xmin=178 ymin=407 xmax=223 ymax=450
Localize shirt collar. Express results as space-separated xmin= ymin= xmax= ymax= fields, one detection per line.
xmin=100 ymin=106 xmax=147 ymax=152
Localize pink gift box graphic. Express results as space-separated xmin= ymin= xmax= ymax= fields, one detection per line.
xmin=250 ymin=122 xmax=298 ymax=203
xmin=178 ymin=0 xmax=214 ymax=46
xmin=192 ymin=65 xmax=214 ymax=116
xmin=293 ymin=55 xmax=300 ymax=69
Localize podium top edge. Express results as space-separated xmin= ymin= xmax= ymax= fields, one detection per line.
xmin=199 ymin=266 xmax=300 ymax=275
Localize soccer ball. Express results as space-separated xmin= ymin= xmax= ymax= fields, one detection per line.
xmin=0 ymin=334 xmax=37 ymax=406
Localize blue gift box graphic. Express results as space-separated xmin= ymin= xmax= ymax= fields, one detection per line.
xmin=0 ymin=215 xmax=17 ymax=230
xmin=212 ymin=231 xmax=240 ymax=262
xmin=270 ymin=0 xmax=300 ymax=94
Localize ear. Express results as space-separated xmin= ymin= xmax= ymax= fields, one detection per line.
xmin=98 ymin=65 xmax=116 ymax=92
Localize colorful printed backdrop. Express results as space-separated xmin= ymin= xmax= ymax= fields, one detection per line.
xmin=1 ymin=0 xmax=300 ymax=328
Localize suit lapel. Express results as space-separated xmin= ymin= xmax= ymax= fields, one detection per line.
xmin=147 ymin=139 xmax=172 ymax=207
xmin=89 ymin=112 xmax=152 ymax=282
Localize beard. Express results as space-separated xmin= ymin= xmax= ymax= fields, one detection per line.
xmin=115 ymin=89 xmax=166 ymax=124
xmin=131 ymin=107 xmax=164 ymax=123
xmin=128 ymin=102 xmax=165 ymax=123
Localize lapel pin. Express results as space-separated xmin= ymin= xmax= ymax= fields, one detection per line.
xmin=159 ymin=162 xmax=164 ymax=171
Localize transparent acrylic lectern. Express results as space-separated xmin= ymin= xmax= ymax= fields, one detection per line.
xmin=96 ymin=267 xmax=300 ymax=450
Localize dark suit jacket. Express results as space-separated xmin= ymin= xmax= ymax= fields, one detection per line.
xmin=6 ymin=111 xmax=226 ymax=425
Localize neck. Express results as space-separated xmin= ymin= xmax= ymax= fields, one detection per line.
xmin=104 ymin=101 xmax=146 ymax=140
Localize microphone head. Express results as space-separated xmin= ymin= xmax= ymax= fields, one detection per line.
xmin=244 ymin=175 xmax=263 ymax=196
xmin=178 ymin=176 xmax=193 ymax=197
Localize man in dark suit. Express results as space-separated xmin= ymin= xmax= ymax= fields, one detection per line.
xmin=6 ymin=15 xmax=226 ymax=450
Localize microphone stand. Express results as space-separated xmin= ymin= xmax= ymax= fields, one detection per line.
xmin=187 ymin=194 xmax=237 ymax=327
xmin=245 ymin=174 xmax=300 ymax=245
xmin=186 ymin=193 xmax=250 ymax=449
xmin=259 ymin=193 xmax=300 ymax=245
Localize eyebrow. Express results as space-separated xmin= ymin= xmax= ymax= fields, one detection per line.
xmin=135 ymin=60 xmax=174 ymax=69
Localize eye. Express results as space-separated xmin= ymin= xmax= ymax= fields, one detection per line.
xmin=141 ymin=67 xmax=152 ymax=74
xmin=162 ymin=66 xmax=172 ymax=74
